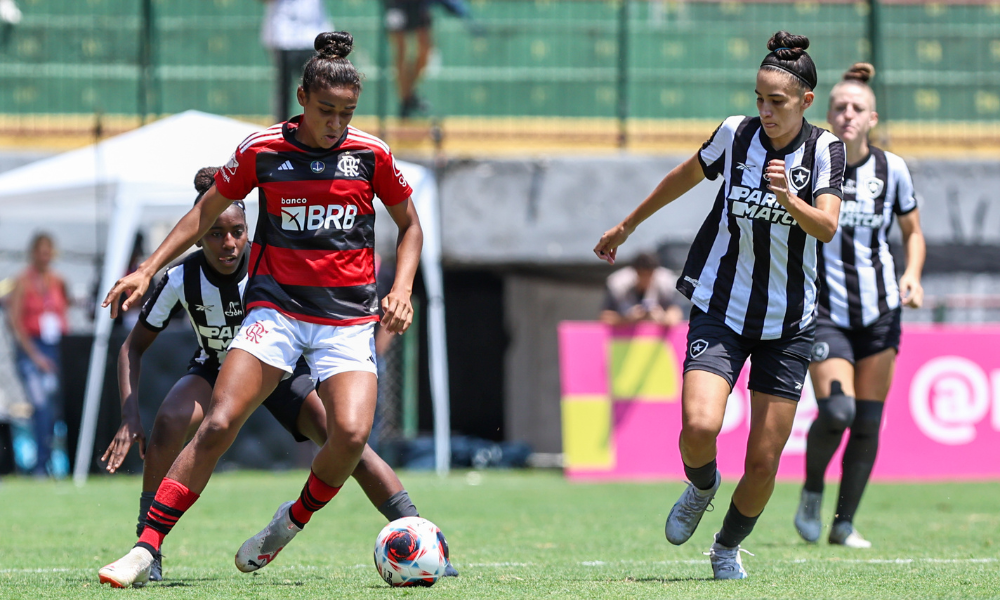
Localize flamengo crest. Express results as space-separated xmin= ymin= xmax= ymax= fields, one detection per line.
xmin=337 ymin=152 xmax=361 ymax=177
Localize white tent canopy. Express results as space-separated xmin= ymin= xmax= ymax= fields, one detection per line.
xmin=0 ymin=110 xmax=450 ymax=482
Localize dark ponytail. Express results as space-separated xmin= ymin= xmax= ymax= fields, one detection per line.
xmin=759 ymin=31 xmax=817 ymax=92
xmin=302 ymin=31 xmax=364 ymax=95
xmin=193 ymin=166 xmax=245 ymax=213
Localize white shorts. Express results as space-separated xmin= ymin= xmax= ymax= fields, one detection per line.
xmin=229 ymin=307 xmax=378 ymax=382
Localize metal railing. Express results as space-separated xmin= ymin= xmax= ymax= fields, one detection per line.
xmin=0 ymin=1 xmax=998 ymax=154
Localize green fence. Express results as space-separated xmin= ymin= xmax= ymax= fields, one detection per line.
xmin=1 ymin=0 xmax=998 ymax=150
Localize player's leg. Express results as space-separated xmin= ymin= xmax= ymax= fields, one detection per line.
xmin=262 ymin=361 xmax=418 ymax=522
xmin=665 ymin=307 xmax=746 ymax=546
xmin=830 ymin=342 xmax=896 ymax=548
xmin=136 ymin=373 xmax=213 ymax=581
xmin=707 ymin=390 xmax=797 ymax=579
xmin=709 ymin=328 xmax=811 ymax=579
xmin=99 ymin=349 xmax=284 ymax=587
xmin=796 ymin=325 xmax=857 ymax=542
xmin=236 ymin=322 xmax=378 ymax=572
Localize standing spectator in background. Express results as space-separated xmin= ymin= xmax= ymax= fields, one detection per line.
xmin=7 ymin=233 xmax=68 ymax=477
xmin=260 ymin=0 xmax=332 ymax=123
xmin=385 ymin=0 xmax=476 ymax=119
xmin=600 ymin=252 xmax=683 ymax=327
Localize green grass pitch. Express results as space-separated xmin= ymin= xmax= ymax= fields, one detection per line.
xmin=1 ymin=470 xmax=998 ymax=599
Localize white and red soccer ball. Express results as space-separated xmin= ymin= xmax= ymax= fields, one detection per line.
xmin=373 ymin=517 xmax=448 ymax=587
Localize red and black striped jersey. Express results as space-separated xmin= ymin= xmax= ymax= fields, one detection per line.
xmin=214 ymin=118 xmax=412 ymax=326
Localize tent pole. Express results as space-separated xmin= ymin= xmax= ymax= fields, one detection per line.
xmin=74 ymin=195 xmax=142 ymax=486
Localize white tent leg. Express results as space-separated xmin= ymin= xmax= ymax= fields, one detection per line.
xmin=74 ymin=195 xmax=142 ymax=486
xmin=408 ymin=166 xmax=451 ymax=476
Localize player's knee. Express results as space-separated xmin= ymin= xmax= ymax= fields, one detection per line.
xmin=197 ymin=412 xmax=239 ymax=448
xmin=151 ymin=405 xmax=193 ymax=441
xmin=817 ymin=386 xmax=856 ymax=431
xmin=851 ymin=400 xmax=884 ymax=438
xmin=745 ymin=454 xmax=780 ymax=483
xmin=681 ymin=420 xmax=721 ymax=449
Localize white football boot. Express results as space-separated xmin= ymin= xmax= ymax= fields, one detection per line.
xmin=665 ymin=470 xmax=720 ymax=545
xmin=706 ymin=533 xmax=753 ymax=580
xmin=794 ymin=489 xmax=823 ymax=543
xmin=235 ymin=501 xmax=302 ymax=572
xmin=829 ymin=521 xmax=872 ymax=548
xmin=98 ymin=546 xmax=154 ymax=588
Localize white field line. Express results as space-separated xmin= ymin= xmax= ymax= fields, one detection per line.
xmin=1 ymin=557 xmax=995 ymax=575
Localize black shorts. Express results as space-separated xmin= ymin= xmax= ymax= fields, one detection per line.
xmin=812 ymin=308 xmax=902 ymax=364
xmin=386 ymin=1 xmax=432 ymax=32
xmin=683 ymin=305 xmax=814 ymax=401
xmin=186 ymin=357 xmax=315 ymax=443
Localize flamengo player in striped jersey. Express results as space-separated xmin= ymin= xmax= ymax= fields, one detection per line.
xmin=594 ymin=32 xmax=845 ymax=579
xmin=98 ymin=32 xmax=426 ymax=587
xmin=794 ymin=63 xmax=925 ymax=549
xmin=100 ymin=168 xmax=455 ymax=583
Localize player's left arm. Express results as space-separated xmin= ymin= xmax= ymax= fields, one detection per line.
xmin=382 ymin=198 xmax=423 ymax=335
xmin=897 ymin=208 xmax=925 ymax=308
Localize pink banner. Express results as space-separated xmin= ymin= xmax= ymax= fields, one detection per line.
xmin=559 ymin=321 xmax=1000 ymax=482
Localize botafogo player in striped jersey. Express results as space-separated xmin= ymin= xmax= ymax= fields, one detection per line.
xmin=99 ymin=32 xmax=427 ymax=587
xmin=595 ymin=32 xmax=846 ymax=579
xmin=100 ymin=168 xmax=455 ymax=584
xmin=794 ymin=63 xmax=925 ymax=549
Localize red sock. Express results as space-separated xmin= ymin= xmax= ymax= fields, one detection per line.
xmin=136 ymin=478 xmax=200 ymax=553
xmin=288 ymin=471 xmax=341 ymax=529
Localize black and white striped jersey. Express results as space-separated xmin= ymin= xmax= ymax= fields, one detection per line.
xmin=817 ymin=146 xmax=917 ymax=329
xmin=139 ymin=251 xmax=249 ymax=369
xmin=677 ymin=116 xmax=846 ymax=340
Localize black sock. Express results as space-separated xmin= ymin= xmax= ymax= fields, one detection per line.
xmin=378 ymin=490 xmax=420 ymax=522
xmin=683 ymin=459 xmax=718 ymax=491
xmin=136 ymin=491 xmax=156 ymax=538
xmin=716 ymin=500 xmax=759 ymax=548
xmin=835 ymin=400 xmax=884 ymax=524
xmin=804 ymin=382 xmax=856 ymax=493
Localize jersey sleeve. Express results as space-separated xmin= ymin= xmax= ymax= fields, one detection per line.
xmin=812 ymin=133 xmax=846 ymax=200
xmin=374 ymin=149 xmax=413 ymax=207
xmin=138 ymin=268 xmax=183 ymax=332
xmin=698 ymin=116 xmax=739 ymax=181
xmin=214 ymin=135 xmax=260 ymax=201
xmin=888 ymin=153 xmax=918 ymax=215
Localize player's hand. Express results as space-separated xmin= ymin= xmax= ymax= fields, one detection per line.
xmin=899 ymin=273 xmax=924 ymax=308
xmin=594 ymin=223 xmax=630 ymax=265
xmin=102 ymin=270 xmax=152 ymax=318
xmin=381 ymin=289 xmax=414 ymax=335
xmin=765 ymin=159 xmax=792 ymax=206
xmin=102 ymin=416 xmax=146 ymax=474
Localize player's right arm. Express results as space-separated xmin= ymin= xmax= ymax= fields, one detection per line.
xmin=593 ymin=153 xmax=705 ymax=264
xmin=102 ymin=185 xmax=240 ymax=317
xmin=102 ymin=322 xmax=159 ymax=473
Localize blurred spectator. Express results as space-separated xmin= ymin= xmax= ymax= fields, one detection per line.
xmin=385 ymin=0 xmax=477 ymax=118
xmin=6 ymin=233 xmax=68 ymax=476
xmin=600 ymin=252 xmax=682 ymax=327
xmin=259 ymin=0 xmax=332 ymax=123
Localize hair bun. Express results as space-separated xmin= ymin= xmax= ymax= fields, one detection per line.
xmin=767 ymin=31 xmax=809 ymax=60
xmin=194 ymin=166 xmax=219 ymax=194
xmin=315 ymin=31 xmax=353 ymax=59
xmin=843 ymin=62 xmax=875 ymax=84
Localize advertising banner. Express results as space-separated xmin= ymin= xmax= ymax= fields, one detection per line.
xmin=559 ymin=321 xmax=1000 ymax=481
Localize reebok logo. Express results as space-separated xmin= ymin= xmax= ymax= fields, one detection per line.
xmin=736 ymin=162 xmax=756 ymax=171
xmin=277 ymin=160 xmax=293 ymax=171
xmin=281 ymin=204 xmax=358 ymax=231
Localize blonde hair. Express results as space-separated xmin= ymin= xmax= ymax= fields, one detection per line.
xmin=830 ymin=62 xmax=877 ymax=111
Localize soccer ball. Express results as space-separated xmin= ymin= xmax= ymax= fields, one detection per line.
xmin=373 ymin=517 xmax=448 ymax=587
